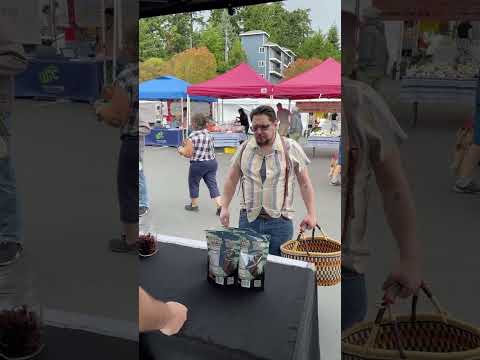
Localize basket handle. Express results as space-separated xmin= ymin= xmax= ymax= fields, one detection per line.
xmin=296 ymin=224 xmax=329 ymax=262
xmin=363 ymin=282 xmax=448 ymax=359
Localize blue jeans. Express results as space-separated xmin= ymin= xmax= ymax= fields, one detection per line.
xmin=341 ymin=267 xmax=367 ymax=331
xmin=188 ymin=159 xmax=220 ymax=199
xmin=239 ymin=210 xmax=293 ymax=256
xmin=139 ymin=166 xmax=149 ymax=209
xmin=0 ymin=113 xmax=21 ymax=244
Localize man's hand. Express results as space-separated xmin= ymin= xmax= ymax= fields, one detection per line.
xmin=160 ymin=302 xmax=188 ymax=336
xmin=220 ymin=207 xmax=230 ymax=227
xmin=382 ymin=258 xmax=422 ymax=304
xmin=177 ymin=146 xmax=184 ymax=156
xmin=300 ymin=214 xmax=316 ymax=232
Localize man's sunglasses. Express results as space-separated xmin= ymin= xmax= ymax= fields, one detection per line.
xmin=250 ymin=124 xmax=272 ymax=132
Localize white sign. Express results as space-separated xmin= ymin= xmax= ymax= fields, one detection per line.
xmin=0 ymin=1 xmax=42 ymax=44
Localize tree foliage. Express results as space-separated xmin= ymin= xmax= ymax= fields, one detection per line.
xmin=139 ymin=58 xmax=174 ymax=82
xmin=139 ymin=4 xmax=340 ymax=74
xmin=297 ymin=30 xmax=340 ymax=60
xmin=283 ymin=58 xmax=324 ymax=79
xmin=170 ymin=47 xmax=217 ymax=83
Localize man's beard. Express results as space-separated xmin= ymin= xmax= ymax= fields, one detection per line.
xmin=255 ymin=133 xmax=274 ymax=147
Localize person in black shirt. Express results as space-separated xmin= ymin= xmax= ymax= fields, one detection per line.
xmin=457 ymin=21 xmax=472 ymax=39
xmin=238 ymin=108 xmax=249 ymax=135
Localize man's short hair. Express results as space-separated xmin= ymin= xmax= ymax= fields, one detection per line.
xmin=250 ymin=105 xmax=277 ymax=123
xmin=276 ymin=103 xmax=282 ymax=107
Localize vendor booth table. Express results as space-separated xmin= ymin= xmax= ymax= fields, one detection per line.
xmin=400 ymin=78 xmax=478 ymax=127
xmin=307 ymin=136 xmax=340 ymax=157
xmin=15 ymin=58 xmax=104 ymax=103
xmin=211 ymin=132 xmax=247 ymax=147
xmin=37 ymin=326 xmax=136 ymax=359
xmin=145 ymin=128 xmax=183 ymax=147
xmin=140 ymin=238 xmax=320 ymax=360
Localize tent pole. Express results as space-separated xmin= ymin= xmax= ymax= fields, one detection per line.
xmin=288 ymin=99 xmax=291 ymax=112
xmin=118 ymin=0 xmax=123 ymax=50
xmin=112 ymin=0 xmax=117 ymax=81
xmin=216 ymin=101 xmax=220 ymax=123
xmin=181 ymin=97 xmax=184 ymax=138
xmin=221 ymin=99 xmax=224 ymax=124
xmin=187 ymin=95 xmax=191 ymax=132
xmin=101 ymin=0 xmax=107 ymax=84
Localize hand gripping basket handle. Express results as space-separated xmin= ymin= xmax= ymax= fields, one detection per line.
xmin=363 ymin=282 xmax=448 ymax=359
xmin=297 ymin=224 xmax=330 ymax=260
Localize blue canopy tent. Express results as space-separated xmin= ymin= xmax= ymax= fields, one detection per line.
xmin=140 ymin=76 xmax=216 ymax=131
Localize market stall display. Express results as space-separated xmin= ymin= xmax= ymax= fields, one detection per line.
xmin=140 ymin=239 xmax=320 ymax=360
xmin=145 ymin=128 xmax=184 ymax=147
xmin=371 ymin=2 xmax=480 ymax=127
xmin=15 ymin=58 xmax=104 ymax=103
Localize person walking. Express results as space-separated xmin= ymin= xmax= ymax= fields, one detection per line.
xmin=289 ymin=106 xmax=303 ymax=141
xmin=139 ymin=117 xmax=151 ymax=217
xmin=237 ymin=108 xmax=249 ymax=135
xmin=96 ymin=27 xmax=139 ymax=253
xmin=220 ymin=105 xmax=317 ymax=256
xmin=276 ymin=103 xmax=291 ymax=137
xmin=178 ymin=113 xmax=222 ymax=215
xmin=0 ymin=39 xmax=28 ymax=265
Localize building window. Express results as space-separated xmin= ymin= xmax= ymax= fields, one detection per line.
xmin=259 ymin=47 xmax=265 ymax=53
xmin=258 ymin=60 xmax=265 ymax=67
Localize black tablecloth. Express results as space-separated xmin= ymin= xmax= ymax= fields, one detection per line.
xmin=35 ymin=326 xmax=137 ymax=359
xmin=140 ymin=242 xmax=319 ymax=360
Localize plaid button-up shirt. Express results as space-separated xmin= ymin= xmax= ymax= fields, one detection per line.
xmin=115 ymin=64 xmax=139 ymax=137
xmin=231 ymin=134 xmax=310 ymax=222
xmin=189 ymin=129 xmax=216 ymax=162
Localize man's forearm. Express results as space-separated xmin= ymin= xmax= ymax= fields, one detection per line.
xmin=382 ymin=185 xmax=419 ymax=261
xmin=298 ymin=172 xmax=316 ymax=218
xmin=222 ymin=177 xmax=237 ymax=209
xmin=375 ymin=150 xmax=420 ymax=262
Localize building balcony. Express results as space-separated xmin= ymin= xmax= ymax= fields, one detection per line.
xmin=269 ymin=69 xmax=283 ymax=77
xmin=270 ymin=57 xmax=282 ymax=64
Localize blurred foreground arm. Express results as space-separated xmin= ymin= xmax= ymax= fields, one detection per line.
xmin=374 ymin=147 xmax=422 ymax=300
xmin=139 ymin=287 xmax=188 ymax=335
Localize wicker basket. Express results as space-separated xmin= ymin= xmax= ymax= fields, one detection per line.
xmin=342 ymin=284 xmax=480 ymax=360
xmin=280 ymin=224 xmax=341 ymax=286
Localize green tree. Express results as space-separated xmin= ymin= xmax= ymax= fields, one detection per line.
xmin=236 ymin=4 xmax=311 ymax=54
xmin=139 ymin=18 xmax=167 ymax=61
xmin=140 ymin=58 xmax=172 ymax=82
xmin=297 ymin=30 xmax=340 ymax=60
xmin=228 ymin=38 xmax=247 ymax=69
xmin=326 ymin=25 xmax=340 ymax=50
xmin=199 ymin=25 xmax=226 ymax=71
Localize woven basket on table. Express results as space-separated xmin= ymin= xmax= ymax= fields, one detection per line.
xmin=280 ymin=224 xmax=341 ymax=286
xmin=342 ymin=283 xmax=480 ymax=360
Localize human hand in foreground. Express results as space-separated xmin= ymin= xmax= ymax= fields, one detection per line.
xmin=160 ymin=302 xmax=188 ymax=336
xmin=220 ymin=207 xmax=230 ymax=227
xmin=382 ymin=258 xmax=422 ymax=304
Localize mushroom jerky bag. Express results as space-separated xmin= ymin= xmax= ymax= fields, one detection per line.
xmin=234 ymin=229 xmax=270 ymax=290
xmin=206 ymin=229 xmax=240 ymax=287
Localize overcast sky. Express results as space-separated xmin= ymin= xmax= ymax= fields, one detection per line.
xmin=283 ymin=0 xmax=341 ymax=33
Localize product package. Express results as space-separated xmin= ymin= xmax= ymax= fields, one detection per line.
xmin=206 ymin=228 xmax=270 ymax=290
xmin=206 ymin=229 xmax=240 ymax=287
xmin=237 ymin=231 xmax=270 ymax=290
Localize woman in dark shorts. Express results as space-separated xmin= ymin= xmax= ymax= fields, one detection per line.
xmin=178 ymin=113 xmax=222 ymax=215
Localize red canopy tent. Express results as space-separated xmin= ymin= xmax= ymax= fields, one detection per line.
xmin=187 ymin=63 xmax=274 ymax=99
xmin=272 ymin=58 xmax=341 ymax=100
xmin=372 ymin=0 xmax=480 ymax=20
